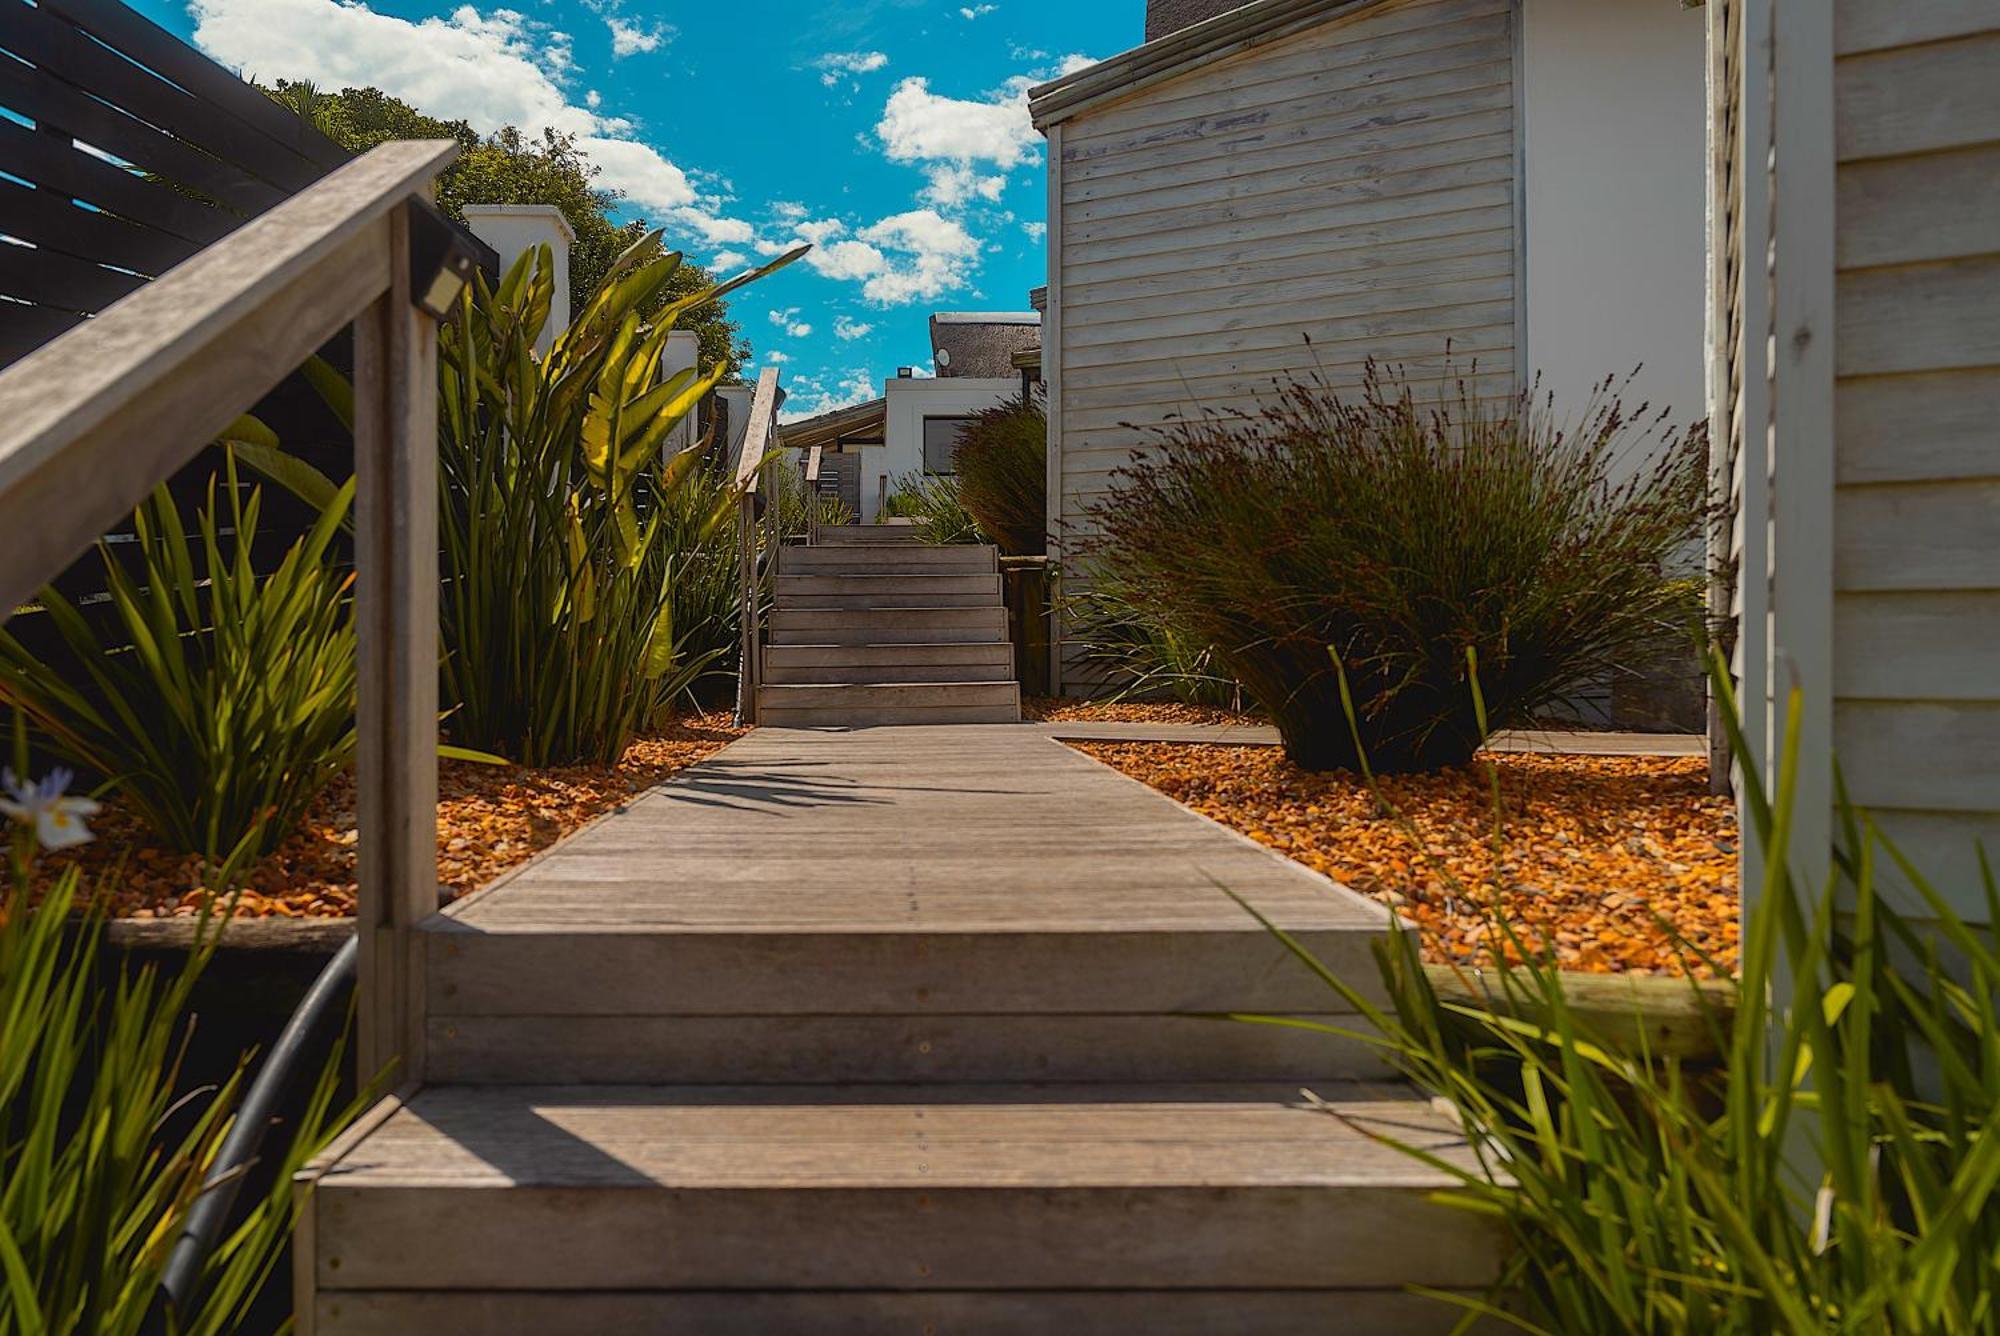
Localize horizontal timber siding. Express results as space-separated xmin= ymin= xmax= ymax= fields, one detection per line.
xmin=1052 ymin=0 xmax=1518 ymax=686
xmin=1830 ymin=5 xmax=2000 ymax=918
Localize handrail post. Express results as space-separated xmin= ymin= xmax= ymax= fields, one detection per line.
xmin=806 ymin=445 xmax=824 ymax=546
xmin=353 ymin=201 xmax=442 ymax=1087
xmin=733 ymin=367 xmax=781 ymax=726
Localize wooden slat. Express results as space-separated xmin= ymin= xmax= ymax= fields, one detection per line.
xmin=1834 ymin=592 xmax=2000 ymax=701
xmin=1833 ymin=481 xmax=2000 ymax=593
xmin=1836 ymin=258 xmax=2000 ymax=377
xmin=1834 ymin=0 xmax=1998 ymax=57
xmin=41 ymin=0 xmax=349 ymax=173
xmin=0 ymin=140 xmax=458 ymax=619
xmin=1833 ymin=32 xmax=2000 ymax=162
xmin=1835 ymin=370 xmax=2000 ymax=485
xmin=0 ymin=238 xmax=149 ymax=312
xmin=4 ymin=0 xmax=323 ymax=195
xmin=1836 ymin=144 xmax=2000 ymax=271
xmin=0 ymin=116 xmax=235 ymax=251
xmin=1836 ymin=700 xmax=2000 ymax=814
xmin=0 ymin=177 xmax=185 ymax=275
xmin=0 ymin=55 xmax=283 ymax=216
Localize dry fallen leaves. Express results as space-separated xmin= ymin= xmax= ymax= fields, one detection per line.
xmin=24 ymin=715 xmax=742 ymax=920
xmin=1071 ymin=741 xmax=1740 ymax=978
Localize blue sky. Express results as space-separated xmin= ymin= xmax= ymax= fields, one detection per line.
xmin=129 ymin=0 xmax=1142 ymax=418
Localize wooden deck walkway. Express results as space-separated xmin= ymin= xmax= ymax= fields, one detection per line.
xmin=303 ymin=725 xmax=1501 ymax=1334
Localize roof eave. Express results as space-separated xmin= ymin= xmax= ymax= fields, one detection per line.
xmin=1028 ymin=0 xmax=1387 ymax=129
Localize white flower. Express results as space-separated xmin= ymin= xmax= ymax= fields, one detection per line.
xmin=0 ymin=767 xmax=101 ymax=851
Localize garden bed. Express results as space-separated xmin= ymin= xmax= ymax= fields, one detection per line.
xmin=27 ymin=714 xmax=741 ymax=920
xmin=1023 ymin=696 xmax=1259 ymax=726
xmin=1070 ymin=741 xmax=1738 ymax=977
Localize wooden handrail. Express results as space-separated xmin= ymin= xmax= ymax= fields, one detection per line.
xmin=805 ymin=444 xmax=823 ymax=484
xmin=0 ymin=139 xmax=460 ymax=1087
xmin=733 ymin=365 xmax=779 ymax=494
xmin=0 ymin=140 xmax=459 ymax=617
xmin=735 ymin=367 xmax=782 ymax=722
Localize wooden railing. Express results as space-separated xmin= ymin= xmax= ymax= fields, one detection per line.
xmin=732 ymin=366 xmax=782 ymax=724
xmin=0 ymin=140 xmax=463 ymax=1086
xmin=804 ymin=445 xmax=825 ymax=547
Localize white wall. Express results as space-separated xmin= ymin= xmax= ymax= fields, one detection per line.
xmin=1522 ymin=0 xmax=1709 ymax=446
xmin=872 ymin=377 xmax=1019 ymax=523
xmin=461 ymin=204 xmax=574 ymax=356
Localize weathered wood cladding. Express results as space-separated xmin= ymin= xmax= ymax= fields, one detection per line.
xmin=1827 ymin=5 xmax=2000 ymax=916
xmin=1048 ymin=0 xmax=1519 ymax=684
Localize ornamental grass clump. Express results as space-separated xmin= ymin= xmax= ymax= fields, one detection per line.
xmin=1239 ymin=663 xmax=2000 ymax=1333
xmin=0 ymin=450 xmax=357 ymax=863
xmin=952 ymin=393 xmax=1046 ymax=556
xmin=0 ymin=770 xmax=354 ymax=1335
xmin=883 ymin=471 xmax=983 ymax=545
xmin=1081 ymin=362 xmax=1706 ymax=772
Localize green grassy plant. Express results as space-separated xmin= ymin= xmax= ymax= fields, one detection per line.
xmin=0 ymin=453 xmax=357 ymax=863
xmin=883 ymin=472 xmax=983 ymax=545
xmin=1063 ymin=567 xmax=1243 ymax=710
xmin=0 ymin=852 xmax=352 ymax=1333
xmin=952 ymin=394 xmax=1046 ymax=556
xmin=1237 ymin=654 xmax=1999 ymax=1332
xmin=1082 ymin=362 xmax=1706 ymax=771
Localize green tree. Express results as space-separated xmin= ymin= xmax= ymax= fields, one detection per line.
xmin=265 ymin=81 xmax=750 ymax=372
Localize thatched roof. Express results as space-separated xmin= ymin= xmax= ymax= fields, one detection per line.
xmin=930 ymin=312 xmax=1041 ymax=378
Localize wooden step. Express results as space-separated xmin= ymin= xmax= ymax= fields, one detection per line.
xmin=776 ymin=572 xmax=1003 ymax=609
xmin=782 ymin=543 xmax=997 ymax=574
xmin=313 ymin=1289 xmax=1489 ymax=1336
xmin=304 ymin=1084 xmax=1504 ymax=1331
xmin=759 ymin=680 xmax=1018 ymax=712
xmin=764 ymin=641 xmax=1015 ymax=684
xmin=816 ymin=523 xmax=929 ymax=545
xmin=770 ymin=605 xmax=1007 ymax=646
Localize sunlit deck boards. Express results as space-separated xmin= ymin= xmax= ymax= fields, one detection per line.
xmin=307 ymin=725 xmax=1496 ymax=1332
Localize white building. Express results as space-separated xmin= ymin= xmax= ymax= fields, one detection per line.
xmin=780 ymin=312 xmax=1041 ymax=523
xmin=1030 ymin=0 xmax=1709 ymax=693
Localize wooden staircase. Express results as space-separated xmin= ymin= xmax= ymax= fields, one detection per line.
xmin=757 ymin=526 xmax=1022 ymax=727
xmin=299 ymin=726 xmax=1503 ymax=1334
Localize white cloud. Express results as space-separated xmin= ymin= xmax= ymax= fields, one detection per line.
xmin=815 ymin=49 xmax=888 ymax=87
xmin=960 ymin=4 xmax=998 ymax=17
xmin=1021 ymin=220 xmax=1046 ymax=241
xmin=188 ymin=0 xmax=754 ymax=250
xmin=921 ymin=163 xmax=1007 ymax=208
xmin=606 ymin=16 xmax=670 ymax=57
xmin=765 ymin=350 xmax=791 ymax=364
xmin=710 ymin=249 xmax=748 ymax=272
xmin=758 ymin=207 xmax=981 ymax=307
xmin=876 ymin=74 xmax=1041 ymax=172
xmin=780 ymin=368 xmax=881 ymax=422
xmin=769 ymin=307 xmax=814 ymax=339
xmin=834 ymin=315 xmax=874 ymax=341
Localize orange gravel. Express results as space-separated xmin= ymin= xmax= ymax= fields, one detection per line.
xmin=24 ymin=715 xmax=741 ymax=920
xmin=1023 ymin=696 xmax=1261 ymax=726
xmin=1071 ymin=741 xmax=1739 ymax=977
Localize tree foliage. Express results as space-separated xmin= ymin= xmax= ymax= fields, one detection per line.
xmin=263 ymin=81 xmax=749 ymax=373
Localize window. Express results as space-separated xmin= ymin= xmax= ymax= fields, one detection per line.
xmin=922 ymin=416 xmax=975 ymax=474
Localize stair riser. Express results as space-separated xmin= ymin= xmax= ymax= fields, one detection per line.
xmin=779 ymin=592 xmax=1000 ymax=609
xmin=764 ymin=660 xmax=1013 ymax=684
xmin=315 ymin=1289 xmax=1496 ymax=1336
xmin=315 ymin=1185 xmax=1497 ymax=1292
xmin=760 ymin=705 xmax=1023 ymax=725
xmin=771 ymin=627 xmax=1007 ymax=647
xmin=778 ymin=575 xmax=1001 ymax=598
xmin=815 ymin=526 xmax=928 ymax=544
xmin=783 ymin=548 xmax=997 ymax=574
xmin=426 ymin=929 xmax=1384 ymax=1018
xmin=759 ymin=683 xmax=1018 ymax=711
xmin=424 ymin=1014 xmax=1385 ymax=1085
xmin=765 ymin=643 xmax=1014 ymax=669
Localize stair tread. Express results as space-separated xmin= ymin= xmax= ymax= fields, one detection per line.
xmin=320 ymin=1083 xmax=1473 ymax=1191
